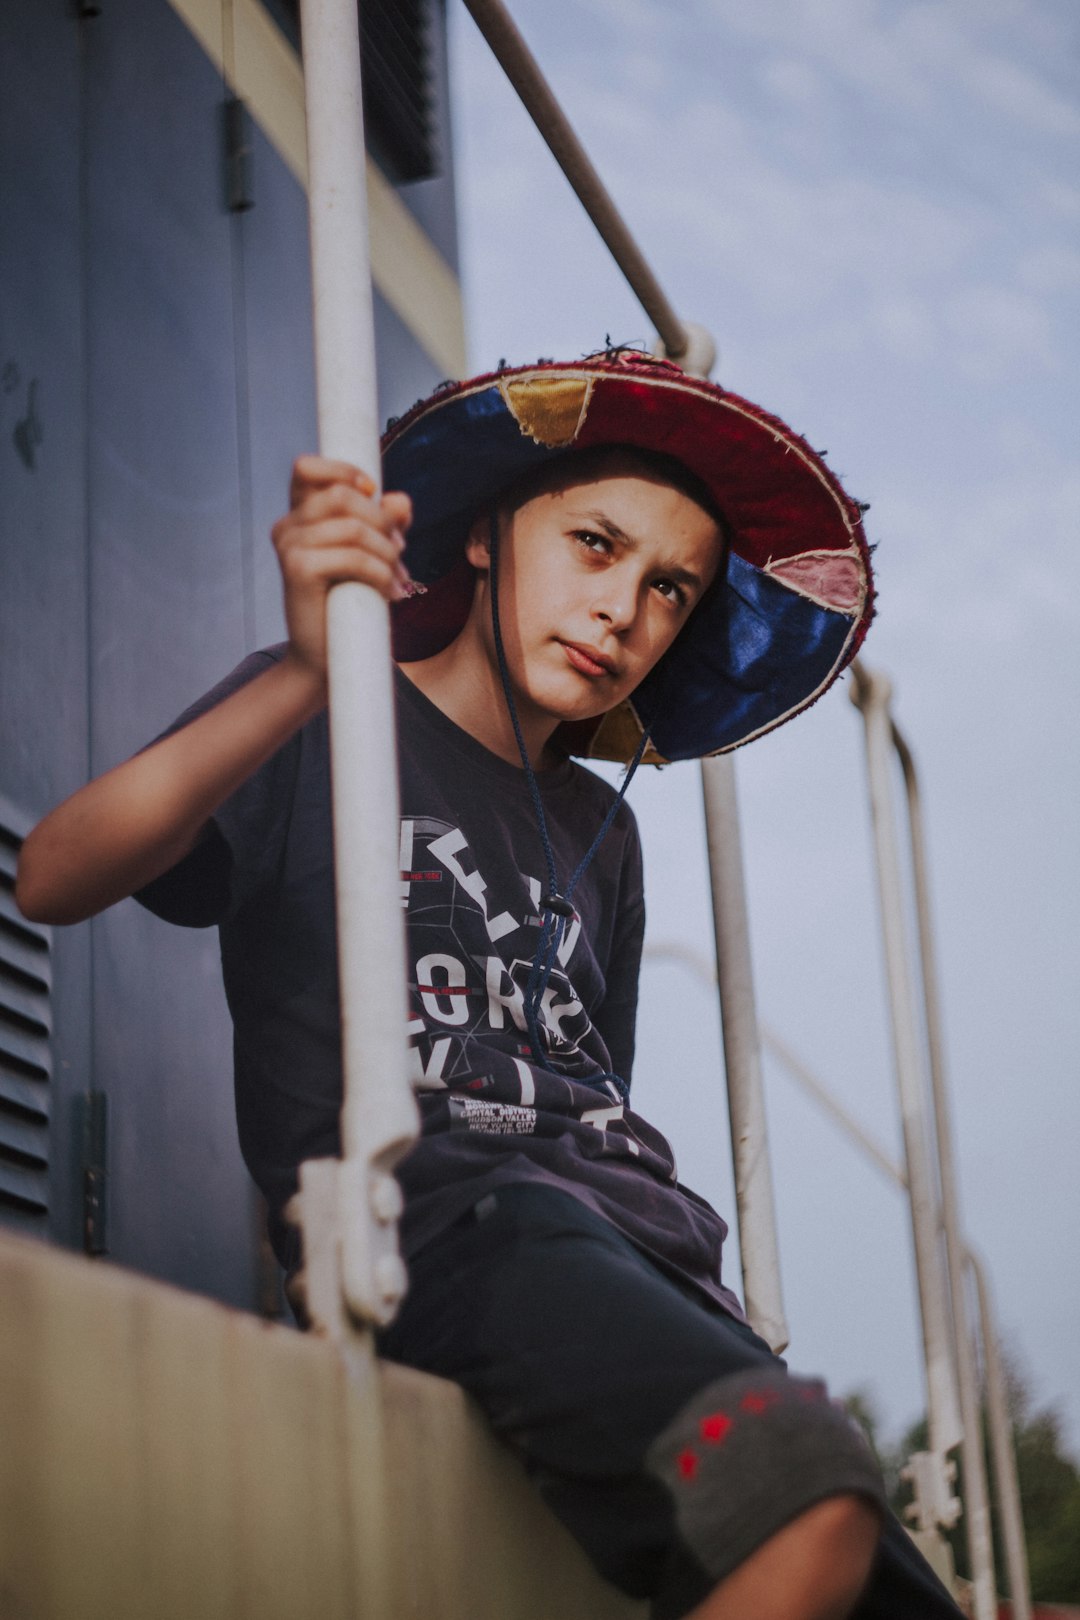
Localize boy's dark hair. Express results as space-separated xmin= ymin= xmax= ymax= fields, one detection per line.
xmin=495 ymin=443 xmax=730 ymax=552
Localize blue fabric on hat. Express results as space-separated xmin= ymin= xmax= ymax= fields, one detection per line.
xmin=635 ymin=555 xmax=855 ymax=760
xmin=385 ymin=384 xmax=557 ymax=583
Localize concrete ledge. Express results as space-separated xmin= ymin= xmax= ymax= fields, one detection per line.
xmin=0 ymin=1230 xmax=642 ymax=1619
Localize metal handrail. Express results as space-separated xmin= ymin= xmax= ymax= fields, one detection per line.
xmin=848 ymin=664 xmax=964 ymax=1464
xmin=850 ymin=660 xmax=1023 ymax=1620
xmin=887 ymin=698 xmax=998 ymax=1620
xmin=969 ymin=1251 xmax=1033 ymax=1620
xmin=460 ymin=0 xmax=715 ymax=376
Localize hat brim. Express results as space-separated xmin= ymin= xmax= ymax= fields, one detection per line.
xmin=384 ymin=355 xmax=873 ymax=763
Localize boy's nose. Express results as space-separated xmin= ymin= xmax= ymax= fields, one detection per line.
xmin=593 ymin=580 xmax=640 ymax=632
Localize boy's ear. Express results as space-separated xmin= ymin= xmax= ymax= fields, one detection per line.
xmin=464 ymin=511 xmax=493 ymax=572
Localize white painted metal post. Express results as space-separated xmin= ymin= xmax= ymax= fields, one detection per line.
xmin=893 ymin=724 xmax=996 ymax=1620
xmin=850 ymin=667 xmax=962 ymax=1485
xmin=701 ymin=758 xmax=789 ymax=1353
xmin=969 ymin=1252 xmax=1033 ymax=1620
xmin=297 ymin=0 xmax=418 ymax=1328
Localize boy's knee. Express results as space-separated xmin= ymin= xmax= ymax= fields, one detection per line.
xmin=647 ymin=1366 xmax=887 ymax=1595
xmin=688 ymin=1496 xmax=883 ymax=1620
xmin=790 ymin=1492 xmax=882 ymax=1565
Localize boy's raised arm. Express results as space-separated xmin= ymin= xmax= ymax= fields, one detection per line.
xmin=16 ymin=654 xmax=325 ymax=924
xmin=16 ymin=457 xmax=412 ymax=926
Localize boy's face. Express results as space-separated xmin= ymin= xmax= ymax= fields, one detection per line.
xmin=466 ymin=466 xmax=723 ymax=735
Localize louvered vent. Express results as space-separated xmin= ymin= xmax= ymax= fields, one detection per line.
xmin=0 ymin=805 xmax=51 ymax=1233
xmin=262 ymin=0 xmax=437 ymax=182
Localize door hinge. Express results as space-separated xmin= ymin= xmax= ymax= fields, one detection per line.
xmin=224 ymin=96 xmax=255 ymax=213
xmin=82 ymin=1088 xmax=108 ymax=1255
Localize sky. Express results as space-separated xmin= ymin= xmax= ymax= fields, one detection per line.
xmin=445 ymin=0 xmax=1080 ymax=1455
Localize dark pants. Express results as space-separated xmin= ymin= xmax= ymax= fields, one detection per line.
xmin=379 ymin=1184 xmax=963 ymax=1620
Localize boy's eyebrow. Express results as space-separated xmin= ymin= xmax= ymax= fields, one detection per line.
xmin=572 ymin=508 xmax=706 ymax=592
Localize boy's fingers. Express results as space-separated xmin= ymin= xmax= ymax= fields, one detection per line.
xmin=380 ymin=490 xmax=413 ymax=531
xmin=289 ymin=455 xmax=376 ymax=506
xmin=276 ymin=514 xmax=406 ymax=566
xmin=282 ymin=542 xmax=407 ymax=601
xmin=288 ymin=482 xmax=393 ymax=530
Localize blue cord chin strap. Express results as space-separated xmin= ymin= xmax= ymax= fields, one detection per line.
xmin=487 ymin=512 xmax=650 ymax=1104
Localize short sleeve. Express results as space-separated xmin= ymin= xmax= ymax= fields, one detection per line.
xmin=134 ymin=644 xmax=301 ymax=929
xmin=594 ymin=808 xmax=646 ymax=1086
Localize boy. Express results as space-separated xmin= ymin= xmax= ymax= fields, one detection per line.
xmin=18 ymin=352 xmax=960 ymax=1620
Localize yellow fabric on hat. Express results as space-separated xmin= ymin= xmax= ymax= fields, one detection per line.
xmin=500 ymin=373 xmax=594 ymax=447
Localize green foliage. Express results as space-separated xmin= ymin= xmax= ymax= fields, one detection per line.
xmin=1010 ymin=1408 xmax=1080 ymax=1602
xmin=842 ymin=1362 xmax=1080 ymax=1605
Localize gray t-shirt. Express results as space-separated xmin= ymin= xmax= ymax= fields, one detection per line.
xmin=137 ymin=646 xmax=745 ymax=1319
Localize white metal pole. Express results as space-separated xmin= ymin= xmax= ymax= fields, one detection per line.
xmin=969 ymin=1251 xmax=1033 ymax=1620
xmin=894 ymin=724 xmax=996 ymax=1620
xmin=299 ymin=0 xmax=418 ymax=1326
xmin=701 ymin=757 xmax=789 ymax=1353
xmin=850 ymin=667 xmax=962 ymax=1464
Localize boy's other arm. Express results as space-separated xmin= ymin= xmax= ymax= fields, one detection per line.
xmin=16 ymin=456 xmax=412 ymax=926
xmin=15 ymin=655 xmax=325 ymax=925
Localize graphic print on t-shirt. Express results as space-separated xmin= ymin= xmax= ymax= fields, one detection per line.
xmin=400 ymin=815 xmax=601 ymax=1091
xmin=396 ymin=791 xmax=681 ymax=1187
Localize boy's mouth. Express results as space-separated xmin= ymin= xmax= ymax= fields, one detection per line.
xmin=561 ymin=641 xmax=617 ymax=678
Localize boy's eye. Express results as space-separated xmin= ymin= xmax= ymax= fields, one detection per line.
xmin=653 ymin=576 xmax=687 ymax=608
xmin=572 ymin=529 xmax=612 ymax=556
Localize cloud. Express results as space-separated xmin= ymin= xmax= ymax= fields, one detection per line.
xmin=692 ymin=0 xmax=1080 ymax=148
xmin=577 ymin=0 xmax=670 ymax=41
xmin=1038 ymin=178 xmax=1080 ymax=220
xmin=871 ymin=296 xmax=936 ymax=363
xmin=943 ymin=284 xmax=1056 ymax=379
xmin=509 ymin=19 xmax=1072 ymax=396
xmin=871 ymin=439 xmax=1080 ymax=654
xmin=760 ymin=57 xmax=824 ymax=108
xmin=964 ymin=50 xmax=1080 ymax=138
xmin=1019 ymin=245 xmax=1080 ymax=293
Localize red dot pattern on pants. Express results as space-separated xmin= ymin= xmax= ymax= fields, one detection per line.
xmin=740 ymin=1388 xmax=780 ymax=1416
xmin=676 ymin=1388 xmax=797 ymax=1485
xmin=700 ymin=1411 xmax=733 ymax=1445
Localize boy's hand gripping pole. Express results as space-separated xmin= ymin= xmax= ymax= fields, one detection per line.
xmin=294 ymin=0 xmax=419 ymax=1330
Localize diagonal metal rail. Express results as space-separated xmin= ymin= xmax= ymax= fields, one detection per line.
xmin=460 ymin=0 xmax=715 ymax=378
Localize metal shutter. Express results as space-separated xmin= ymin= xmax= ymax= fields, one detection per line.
xmin=261 ymin=0 xmax=437 ymax=182
xmin=0 ymin=800 xmax=52 ymax=1234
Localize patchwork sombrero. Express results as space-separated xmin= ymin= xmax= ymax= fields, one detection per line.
xmin=384 ymin=349 xmax=874 ymax=764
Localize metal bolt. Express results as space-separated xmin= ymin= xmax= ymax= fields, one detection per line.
xmin=370 ymin=1174 xmax=404 ymax=1223
xmin=375 ymin=1254 xmax=408 ymax=1304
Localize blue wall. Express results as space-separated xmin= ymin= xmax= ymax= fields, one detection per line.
xmin=0 ymin=0 xmax=460 ymax=1311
